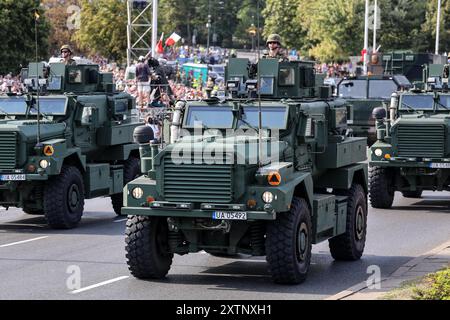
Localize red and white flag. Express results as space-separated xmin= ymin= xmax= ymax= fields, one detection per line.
xmin=165 ymin=32 xmax=181 ymax=47
xmin=156 ymin=32 xmax=164 ymax=54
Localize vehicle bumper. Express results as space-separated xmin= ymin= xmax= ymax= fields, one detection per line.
xmin=121 ymin=206 xmax=276 ymax=220
xmin=370 ymin=158 xmax=450 ymax=169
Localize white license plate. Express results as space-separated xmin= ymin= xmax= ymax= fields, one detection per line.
xmin=429 ymin=163 xmax=450 ymax=169
xmin=212 ymin=211 xmax=247 ymax=220
xmin=0 ymin=174 xmax=26 ymax=181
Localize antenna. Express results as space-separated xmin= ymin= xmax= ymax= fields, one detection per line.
xmin=257 ymin=0 xmax=263 ymax=167
xmin=34 ymin=8 xmax=41 ymax=146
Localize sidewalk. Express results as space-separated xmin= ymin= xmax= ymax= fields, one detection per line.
xmin=327 ymin=240 xmax=450 ymax=300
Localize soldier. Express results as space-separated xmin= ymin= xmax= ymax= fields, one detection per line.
xmin=60 ymin=45 xmax=76 ymax=65
xmin=262 ymin=34 xmax=288 ymax=62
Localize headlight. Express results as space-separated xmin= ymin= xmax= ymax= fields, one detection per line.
xmin=132 ymin=187 xmax=144 ymax=199
xmin=262 ymin=191 xmax=274 ymax=203
xmin=39 ymin=159 xmax=49 ymax=169
xmin=374 ymin=148 xmax=383 ymax=157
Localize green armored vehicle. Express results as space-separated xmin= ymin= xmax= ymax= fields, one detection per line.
xmin=337 ymin=75 xmax=411 ymax=145
xmin=369 ymin=69 xmax=450 ymax=208
xmin=0 ymin=62 xmax=141 ymax=228
xmin=122 ymin=58 xmax=368 ymax=284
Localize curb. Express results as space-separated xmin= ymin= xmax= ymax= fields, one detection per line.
xmin=326 ymin=239 xmax=450 ymax=300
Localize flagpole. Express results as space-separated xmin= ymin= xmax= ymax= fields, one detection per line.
xmin=363 ymin=0 xmax=369 ymax=74
xmin=436 ymin=0 xmax=442 ymax=55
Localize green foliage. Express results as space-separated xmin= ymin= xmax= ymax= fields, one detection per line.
xmin=0 ymin=0 xmax=50 ymax=74
xmin=413 ymin=267 xmax=450 ymax=300
xmin=262 ymin=0 xmax=307 ymax=50
xmin=297 ymin=0 xmax=364 ymax=61
xmin=74 ymin=0 xmax=128 ymax=61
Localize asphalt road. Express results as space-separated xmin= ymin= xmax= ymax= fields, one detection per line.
xmin=0 ymin=191 xmax=449 ymax=300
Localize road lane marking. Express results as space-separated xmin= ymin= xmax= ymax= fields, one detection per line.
xmin=0 ymin=236 xmax=49 ymax=248
xmin=70 ymin=276 xmax=129 ymax=294
xmin=113 ymin=218 xmax=128 ymax=223
xmin=1 ymin=223 xmax=45 ymax=228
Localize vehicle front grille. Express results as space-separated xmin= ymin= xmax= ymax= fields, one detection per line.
xmin=396 ymin=125 xmax=445 ymax=158
xmin=163 ymin=155 xmax=233 ymax=203
xmin=0 ymin=132 xmax=17 ymax=169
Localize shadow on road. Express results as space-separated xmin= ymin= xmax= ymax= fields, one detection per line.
xmin=136 ymin=253 xmax=413 ymax=297
xmin=0 ymin=211 xmax=127 ymax=236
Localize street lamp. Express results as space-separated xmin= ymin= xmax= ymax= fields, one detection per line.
xmin=248 ymin=23 xmax=257 ymax=52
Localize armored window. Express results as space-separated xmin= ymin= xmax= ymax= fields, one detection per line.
xmin=338 ymin=80 xmax=367 ymax=99
xmin=68 ymin=69 xmax=82 ymax=84
xmin=259 ymin=77 xmax=274 ymax=95
xmin=400 ymin=95 xmax=434 ymax=110
xmin=279 ymin=67 xmax=295 ymax=86
xmin=369 ymin=80 xmax=397 ymax=99
xmin=184 ymin=105 xmax=233 ymax=128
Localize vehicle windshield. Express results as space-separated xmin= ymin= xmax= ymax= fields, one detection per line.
xmin=338 ymin=80 xmax=367 ymax=98
xmin=400 ymin=95 xmax=434 ymax=110
xmin=237 ymin=106 xmax=288 ymax=129
xmin=183 ymin=105 xmax=288 ymax=129
xmin=369 ymin=80 xmax=398 ymax=99
xmin=0 ymin=96 xmax=67 ymax=115
xmin=184 ymin=105 xmax=234 ymax=128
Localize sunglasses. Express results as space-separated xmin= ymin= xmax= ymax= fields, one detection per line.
xmin=61 ymin=50 xmax=70 ymax=54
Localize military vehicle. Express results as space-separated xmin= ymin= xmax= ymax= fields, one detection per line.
xmin=369 ymin=51 xmax=447 ymax=82
xmin=369 ymin=66 xmax=450 ymax=208
xmin=122 ymin=58 xmax=368 ymax=284
xmin=337 ymin=75 xmax=411 ymax=145
xmin=0 ymin=62 xmax=141 ymax=229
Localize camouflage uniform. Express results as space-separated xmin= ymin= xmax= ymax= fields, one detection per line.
xmin=262 ymin=49 xmax=288 ymax=62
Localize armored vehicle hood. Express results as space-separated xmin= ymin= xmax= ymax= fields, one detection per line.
xmin=0 ymin=120 xmax=65 ymax=143
xmin=158 ymin=134 xmax=290 ymax=165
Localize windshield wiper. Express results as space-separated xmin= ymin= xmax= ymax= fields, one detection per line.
xmin=0 ymin=107 xmax=13 ymax=119
xmin=194 ymin=116 xmax=208 ymax=129
xmin=434 ymin=99 xmax=449 ymax=111
xmin=401 ymin=102 xmax=421 ymax=113
xmin=238 ymin=117 xmax=259 ymax=131
xmin=29 ymin=104 xmax=51 ymax=121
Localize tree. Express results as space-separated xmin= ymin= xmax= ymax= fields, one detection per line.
xmin=420 ymin=0 xmax=450 ymax=53
xmin=297 ymin=0 xmax=364 ymax=61
xmin=41 ymin=0 xmax=81 ymax=56
xmin=74 ymin=0 xmax=128 ymax=61
xmin=378 ymin=0 xmax=428 ymax=52
xmin=263 ymin=0 xmax=308 ymax=51
xmin=0 ymin=0 xmax=50 ymax=74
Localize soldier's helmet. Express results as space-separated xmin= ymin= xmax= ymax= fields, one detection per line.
xmin=60 ymin=44 xmax=73 ymax=54
xmin=266 ymin=34 xmax=282 ymax=46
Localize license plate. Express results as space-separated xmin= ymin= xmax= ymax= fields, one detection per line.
xmin=212 ymin=211 xmax=247 ymax=220
xmin=429 ymin=163 xmax=450 ymax=168
xmin=0 ymin=174 xmax=26 ymax=181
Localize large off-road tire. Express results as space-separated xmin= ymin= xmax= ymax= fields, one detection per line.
xmin=125 ymin=215 xmax=173 ymax=279
xmin=266 ymin=197 xmax=312 ymax=284
xmin=369 ymin=166 xmax=395 ymax=209
xmin=401 ymin=190 xmax=422 ymax=198
xmin=43 ymin=165 xmax=85 ymax=229
xmin=329 ymin=183 xmax=367 ymax=261
xmin=111 ymin=157 xmax=140 ymax=215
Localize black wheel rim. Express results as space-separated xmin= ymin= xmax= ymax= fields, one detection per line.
xmin=68 ymin=183 xmax=80 ymax=213
xmin=355 ymin=205 xmax=365 ymax=240
xmin=296 ymin=222 xmax=308 ymax=261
